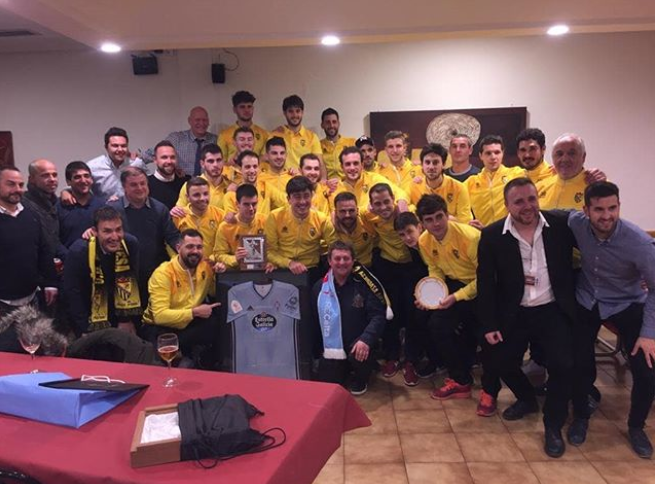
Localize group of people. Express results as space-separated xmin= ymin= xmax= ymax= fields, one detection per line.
xmin=0 ymin=90 xmax=653 ymax=460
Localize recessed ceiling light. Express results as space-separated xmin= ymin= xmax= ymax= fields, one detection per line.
xmin=321 ymin=35 xmax=340 ymax=46
xmin=100 ymin=42 xmax=122 ymax=53
xmin=547 ymin=24 xmax=569 ymax=36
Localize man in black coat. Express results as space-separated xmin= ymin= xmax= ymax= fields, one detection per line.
xmin=477 ymin=177 xmax=577 ymax=458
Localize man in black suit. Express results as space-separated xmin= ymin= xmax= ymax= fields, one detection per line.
xmin=477 ymin=177 xmax=577 ymax=458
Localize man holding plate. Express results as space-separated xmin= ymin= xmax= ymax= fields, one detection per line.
xmin=415 ymin=194 xmax=503 ymax=418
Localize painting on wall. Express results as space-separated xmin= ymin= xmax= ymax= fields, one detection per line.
xmin=0 ymin=132 xmax=14 ymax=168
xmin=370 ymin=107 xmax=527 ymax=167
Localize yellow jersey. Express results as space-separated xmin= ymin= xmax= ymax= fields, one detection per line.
xmin=418 ymin=221 xmax=479 ymax=301
xmin=176 ymin=174 xmax=230 ymax=210
xmin=258 ymin=170 xmax=293 ymax=193
xmin=376 ymin=158 xmax=420 ymax=194
xmin=217 ymin=123 xmax=269 ymax=160
xmin=173 ymin=204 xmax=225 ymax=258
xmin=465 ymin=165 xmax=526 ymax=226
xmin=223 ymin=179 xmax=287 ymax=217
xmin=213 ymin=214 xmax=267 ymax=269
xmin=361 ymin=209 xmax=411 ymax=264
xmin=265 ymin=207 xmax=336 ymax=269
xmin=142 ymin=257 xmax=215 ymax=330
xmin=332 ymin=171 xmax=409 ymax=212
xmin=320 ymin=135 xmax=357 ymax=179
xmin=526 ymin=160 xmax=556 ymax=195
xmin=409 ymin=176 xmax=473 ymax=223
xmin=272 ymin=125 xmax=322 ymax=170
xmin=540 ymin=170 xmax=587 ymax=210
xmin=335 ymin=217 xmax=377 ymax=267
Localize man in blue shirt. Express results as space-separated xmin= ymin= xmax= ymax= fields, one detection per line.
xmin=57 ymin=161 xmax=106 ymax=254
xmin=567 ymin=181 xmax=655 ymax=458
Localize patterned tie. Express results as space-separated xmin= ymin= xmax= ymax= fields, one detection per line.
xmin=193 ymin=138 xmax=204 ymax=176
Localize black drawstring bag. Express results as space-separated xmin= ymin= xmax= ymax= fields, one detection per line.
xmin=178 ymin=394 xmax=286 ymax=468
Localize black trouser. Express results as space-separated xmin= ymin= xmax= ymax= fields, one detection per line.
xmin=372 ymin=257 xmax=415 ymax=362
xmin=428 ymin=295 xmax=502 ymax=397
xmin=496 ymin=303 xmax=573 ymax=430
xmin=317 ymin=351 xmax=376 ymax=387
xmin=572 ymin=302 xmax=654 ymax=429
xmin=406 ymin=306 xmax=441 ymax=366
xmin=141 ymin=315 xmax=219 ymax=360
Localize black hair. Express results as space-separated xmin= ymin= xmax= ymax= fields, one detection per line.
xmin=584 ymin=181 xmax=620 ymax=206
xmin=416 ymin=194 xmax=448 ymax=220
xmin=104 ymin=127 xmax=128 ymax=148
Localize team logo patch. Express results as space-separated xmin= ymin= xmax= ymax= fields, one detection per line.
xmin=209 ymin=220 xmax=216 ymax=229
xmin=309 ymin=227 xmax=317 ymax=237
xmin=447 ymin=193 xmax=454 ymax=203
xmin=282 ymin=226 xmax=288 ymax=233
xmin=433 ymin=249 xmax=438 ymax=255
xmin=252 ymin=312 xmax=277 ymax=331
xmin=285 ymin=296 xmax=299 ymax=312
xmin=257 ymin=229 xmax=264 ymax=235
xmin=300 ymin=139 xmax=306 ymax=147
xmin=453 ymin=249 xmax=460 ymax=259
xmin=363 ymin=184 xmax=369 ymax=192
xmin=352 ymin=293 xmax=364 ymax=308
xmin=363 ymin=233 xmax=369 ymax=241
xmin=539 ymin=191 xmax=546 ymax=199
xmin=575 ymin=192 xmax=583 ymax=204
xmin=502 ymin=176 xmax=508 ymax=184
xmin=231 ymin=299 xmax=243 ymax=314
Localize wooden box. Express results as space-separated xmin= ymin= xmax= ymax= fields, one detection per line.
xmin=130 ymin=404 xmax=181 ymax=468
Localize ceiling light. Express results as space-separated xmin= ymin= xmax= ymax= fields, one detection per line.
xmin=100 ymin=42 xmax=122 ymax=53
xmin=547 ymin=24 xmax=569 ymax=36
xmin=321 ymin=35 xmax=340 ymax=46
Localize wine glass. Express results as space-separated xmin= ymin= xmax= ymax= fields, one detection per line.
xmin=18 ymin=332 xmax=42 ymax=374
xmin=157 ymin=333 xmax=179 ymax=388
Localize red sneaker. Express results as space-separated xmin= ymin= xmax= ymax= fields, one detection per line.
xmin=382 ymin=360 xmax=400 ymax=378
xmin=476 ymin=390 xmax=497 ymax=417
xmin=403 ymin=362 xmax=419 ymax=387
xmin=431 ymin=378 xmax=472 ymax=400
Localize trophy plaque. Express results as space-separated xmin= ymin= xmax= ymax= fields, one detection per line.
xmin=240 ymin=235 xmax=266 ymax=271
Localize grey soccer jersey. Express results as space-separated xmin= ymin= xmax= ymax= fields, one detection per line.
xmin=226 ymin=280 xmax=301 ymax=379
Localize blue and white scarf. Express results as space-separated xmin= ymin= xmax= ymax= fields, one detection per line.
xmin=317 ymin=269 xmax=347 ymax=360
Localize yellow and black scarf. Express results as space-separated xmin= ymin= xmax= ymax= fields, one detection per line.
xmin=352 ymin=262 xmax=394 ymax=320
xmin=89 ymin=237 xmax=142 ymax=330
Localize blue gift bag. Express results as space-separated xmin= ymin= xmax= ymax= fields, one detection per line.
xmin=0 ymin=372 xmax=140 ymax=428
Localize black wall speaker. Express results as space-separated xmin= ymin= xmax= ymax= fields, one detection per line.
xmin=132 ymin=56 xmax=158 ymax=76
xmin=212 ymin=63 xmax=226 ymax=84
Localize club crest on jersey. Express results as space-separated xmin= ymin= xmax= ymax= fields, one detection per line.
xmin=363 ymin=233 xmax=369 ymax=241
xmin=309 ymin=227 xmax=317 ymax=237
xmin=352 ymin=293 xmax=364 ymax=308
xmin=502 ymin=176 xmax=508 ymax=184
xmin=252 ymin=312 xmax=277 ymax=331
xmin=231 ymin=299 xmax=243 ymax=314
xmin=575 ymin=192 xmax=583 ymax=204
xmin=209 ymin=220 xmax=216 ymax=229
xmin=453 ymin=249 xmax=460 ymax=259
xmin=447 ymin=193 xmax=454 ymax=203
xmin=282 ymin=226 xmax=288 ymax=233
xmin=300 ymin=139 xmax=306 ymax=147
xmin=285 ymin=296 xmax=299 ymax=312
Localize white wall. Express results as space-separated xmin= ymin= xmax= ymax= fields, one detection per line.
xmin=1 ymin=31 xmax=653 ymax=227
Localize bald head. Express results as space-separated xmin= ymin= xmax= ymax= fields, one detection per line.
xmin=28 ymin=159 xmax=58 ymax=195
xmin=188 ymin=106 xmax=209 ymax=138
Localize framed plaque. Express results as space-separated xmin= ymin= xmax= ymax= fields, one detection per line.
xmin=240 ymin=235 xmax=266 ymax=271
xmin=414 ymin=277 xmax=448 ymax=309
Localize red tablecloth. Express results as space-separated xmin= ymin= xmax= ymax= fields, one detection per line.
xmin=0 ymin=353 xmax=370 ymax=484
